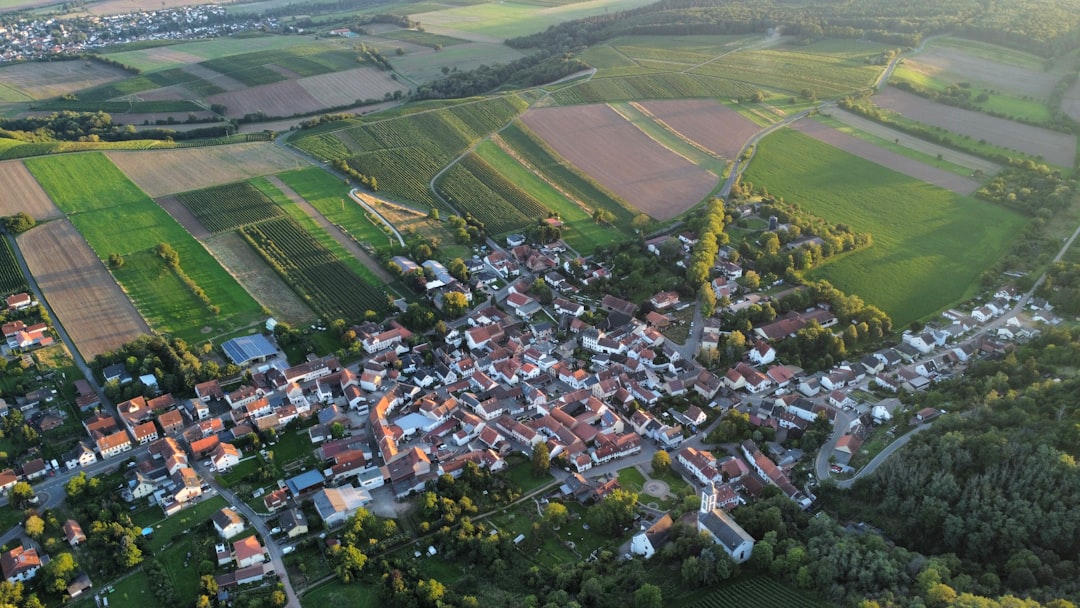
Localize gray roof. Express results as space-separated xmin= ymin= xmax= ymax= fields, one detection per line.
xmin=221 ymin=334 xmax=277 ymax=366
xmin=700 ymin=509 xmax=754 ymax=553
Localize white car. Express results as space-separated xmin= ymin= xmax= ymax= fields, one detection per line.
xmin=281 ymin=546 xmax=295 ymax=555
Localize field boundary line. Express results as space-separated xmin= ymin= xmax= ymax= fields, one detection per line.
xmin=628 ymin=101 xmax=723 ymax=160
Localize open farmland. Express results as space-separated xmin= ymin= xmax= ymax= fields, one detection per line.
xmin=550 ymin=73 xmax=756 ymax=105
xmin=291 ymin=94 xmax=529 ymax=209
xmin=19 ymin=220 xmax=150 ymax=358
xmin=435 ymin=160 xmax=533 ymax=234
xmin=101 ymin=35 xmax=338 ymax=74
xmin=499 ymin=121 xmax=637 ymax=229
xmin=792 ymin=119 xmax=982 ymax=195
xmin=636 ymin=99 xmax=759 ymax=160
xmin=176 ymin=182 xmax=284 ymax=233
xmin=241 ymin=217 xmax=388 ymax=320
xmin=744 ymin=129 xmax=1026 ymax=326
xmin=823 ymin=108 xmax=1001 ymax=176
xmin=1062 ymin=80 xmax=1080 ymax=122
xmin=873 ymin=87 xmax=1076 ymax=167
xmin=900 ymin=45 xmax=1059 ymax=99
xmin=203 ymin=231 xmax=316 ymax=325
xmin=275 ymin=167 xmax=389 ymax=248
xmin=687 ymin=41 xmax=887 ymax=98
xmin=686 ymin=576 xmax=828 ymax=608
xmin=207 ymin=67 xmax=404 ymax=119
xmin=409 ymin=0 xmax=655 ymax=39
xmin=106 ymin=143 xmax=302 ymax=197
xmin=521 ymin=104 xmax=717 ymax=220
xmin=477 ymin=139 xmax=625 ymax=253
xmin=0 ymin=161 xmax=62 ymax=220
xmin=0 ymin=60 xmax=128 ymax=100
xmin=26 ymin=153 xmax=263 ymax=340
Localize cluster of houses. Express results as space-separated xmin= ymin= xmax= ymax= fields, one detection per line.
xmin=211 ymin=508 xmax=278 ymax=591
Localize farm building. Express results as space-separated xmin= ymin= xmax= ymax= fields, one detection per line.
xmin=221 ymin=334 xmax=278 ymax=366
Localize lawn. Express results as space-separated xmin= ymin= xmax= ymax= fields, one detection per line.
xmin=501 ymin=456 xmax=555 ymax=494
xmin=142 ymin=495 xmax=227 ymax=552
xmin=743 ymin=128 xmax=1027 ymax=327
xmin=302 ymin=579 xmax=381 ymax=608
xmin=617 ymin=466 xmax=646 ymax=493
xmin=158 ymin=537 xmax=202 ymax=600
xmin=105 ymin=570 xmax=157 ymax=608
xmin=473 ymin=140 xmax=627 ymax=254
xmin=25 ymin=153 xmax=264 ymax=340
xmin=275 ymin=167 xmax=389 ymax=247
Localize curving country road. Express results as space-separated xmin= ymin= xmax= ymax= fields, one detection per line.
xmin=833 ymin=423 xmax=932 ymax=489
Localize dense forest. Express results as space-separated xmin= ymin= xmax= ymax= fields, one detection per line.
xmin=822 ymin=326 xmax=1080 ymax=605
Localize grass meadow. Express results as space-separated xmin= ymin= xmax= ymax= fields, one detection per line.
xmin=744 ymin=129 xmax=1026 ymax=326
xmin=25 ymin=153 xmax=264 ymax=340
xmin=275 ymin=167 xmax=389 ymax=247
xmin=890 ymin=65 xmax=1053 ymax=124
xmin=302 ymin=580 xmax=381 ymax=608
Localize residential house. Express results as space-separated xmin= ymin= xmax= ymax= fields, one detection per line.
xmin=278 ymin=508 xmax=308 ymax=539
xmin=213 ymin=508 xmax=245 ymax=539
xmin=63 ymin=520 xmax=86 ymax=546
xmin=0 ymin=546 xmax=40 ymax=583
xmin=630 ymin=513 xmax=673 ymax=559
xmin=232 ymin=535 xmax=268 ymax=569
xmin=312 ymin=486 xmax=373 ymax=527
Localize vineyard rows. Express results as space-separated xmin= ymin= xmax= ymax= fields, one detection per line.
xmin=551 ymin=73 xmax=756 ymax=105
xmin=0 ymin=237 xmax=27 ymax=296
xmin=499 ymin=122 xmax=637 ymax=229
xmin=293 ymin=95 xmax=530 ymax=210
xmin=689 ymin=49 xmax=879 ymax=97
xmin=687 ymin=577 xmax=827 ymax=608
xmin=241 ymin=217 xmax=387 ymax=320
xmin=435 ymin=163 xmax=531 ymax=234
xmin=459 ymin=153 xmax=549 ymax=218
xmin=176 ymin=182 xmax=284 ymax=233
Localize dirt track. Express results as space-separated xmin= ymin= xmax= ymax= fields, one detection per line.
xmin=874 ymin=87 xmax=1076 ymax=167
xmin=522 ymin=104 xmax=717 ymax=220
xmin=20 ymin=220 xmax=149 ymax=359
xmin=792 ymin=120 xmax=982 ymax=195
xmin=0 ymin=161 xmax=63 ymax=220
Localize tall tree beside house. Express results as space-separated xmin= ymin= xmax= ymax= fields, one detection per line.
xmin=531 ymin=442 xmax=549 ymax=477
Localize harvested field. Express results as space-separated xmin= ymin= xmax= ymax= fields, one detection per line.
xmin=208 ymin=81 xmax=321 ymax=119
xmin=874 ymin=87 xmax=1076 ymax=167
xmin=181 ymin=64 xmax=247 ymax=92
xmin=106 ymin=143 xmax=302 ymax=197
xmin=904 ymin=46 xmax=1057 ymax=98
xmin=203 ymin=231 xmax=315 ymax=325
xmin=521 ymin=104 xmax=717 ymax=220
xmin=636 ymin=99 xmax=758 ymax=160
xmin=825 ymin=108 xmax=1000 ymax=175
xmin=0 ymin=60 xmax=128 ymax=100
xmin=1062 ymin=80 xmax=1080 ymax=122
xmin=792 ymin=120 xmax=981 ymax=195
xmin=20 ymin=219 xmax=150 ymax=359
xmin=297 ymin=68 xmax=404 ymax=108
xmin=207 ymin=68 xmax=403 ymax=119
xmin=0 ymin=161 xmax=62 ymax=220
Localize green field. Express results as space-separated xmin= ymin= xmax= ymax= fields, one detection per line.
xmin=142 ymin=495 xmax=228 ymax=552
xmin=551 ymin=73 xmax=756 ymax=105
xmin=410 ymin=0 xmax=656 ymax=39
xmin=78 ymin=68 xmax=224 ymax=101
xmin=102 ymin=35 xmax=339 ymax=73
xmin=474 ymin=140 xmax=626 ymax=253
xmin=200 ymin=45 xmax=364 ymax=86
xmin=292 ymin=94 xmax=530 ymax=209
xmin=685 ymin=576 xmax=830 ymax=608
xmin=744 ymin=129 xmax=1026 ymax=326
xmin=812 ymin=114 xmax=977 ymax=176
xmin=302 ymin=580 xmax=380 ymax=608
xmin=25 ymin=153 xmax=264 ymax=339
xmin=689 ymin=43 xmax=885 ymax=98
xmin=379 ymin=29 xmax=470 ymax=48
xmin=275 ymin=167 xmax=389 ymax=247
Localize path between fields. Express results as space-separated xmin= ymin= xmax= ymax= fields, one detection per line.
xmin=265 ymin=176 xmax=395 ymax=284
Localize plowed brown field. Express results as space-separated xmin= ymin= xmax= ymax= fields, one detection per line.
xmin=522 ymin=104 xmax=717 ymax=220
xmin=875 ymin=87 xmax=1076 ymax=167
xmin=0 ymin=161 xmax=62 ymax=220
xmin=207 ymin=67 xmax=402 ymax=119
xmin=637 ymin=99 xmax=759 ymax=160
xmin=106 ymin=143 xmax=302 ymax=197
xmin=904 ymin=47 xmax=1057 ymax=98
xmin=0 ymin=60 xmax=128 ymax=100
xmin=20 ymin=220 xmax=149 ymax=359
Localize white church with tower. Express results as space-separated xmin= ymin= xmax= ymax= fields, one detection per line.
xmin=696 ymin=482 xmax=755 ymax=563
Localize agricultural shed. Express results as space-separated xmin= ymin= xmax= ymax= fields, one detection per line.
xmin=221 ymin=334 xmax=278 ymax=366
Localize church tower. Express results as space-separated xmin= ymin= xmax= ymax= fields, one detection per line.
xmin=700 ymin=482 xmax=717 ymax=514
